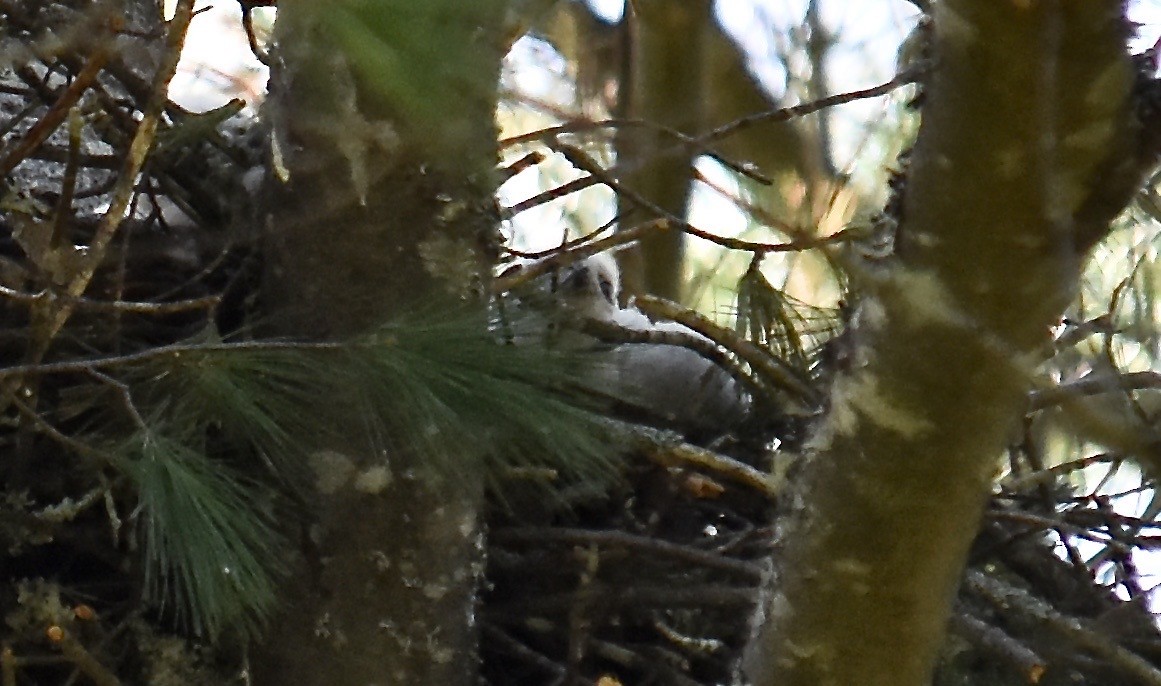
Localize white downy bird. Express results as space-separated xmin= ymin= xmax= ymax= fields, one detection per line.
xmin=556 ymin=252 xmax=749 ymax=433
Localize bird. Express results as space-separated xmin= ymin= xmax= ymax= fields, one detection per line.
xmin=553 ymin=252 xmax=750 ymax=433
xmin=555 ymin=250 xmax=624 ymax=321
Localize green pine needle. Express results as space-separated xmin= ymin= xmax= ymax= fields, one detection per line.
xmin=141 ymin=307 xmax=624 ymax=497
xmin=120 ymin=430 xmax=286 ymax=640
xmin=154 ymin=341 xmax=321 ymax=485
xmin=124 ymin=305 xmax=626 ymax=638
xmin=340 ymin=306 xmax=625 ymax=491
xmin=736 ymin=266 xmax=832 ymax=370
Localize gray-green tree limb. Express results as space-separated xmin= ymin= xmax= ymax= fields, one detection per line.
xmin=744 ymin=3 xmax=1160 ymax=685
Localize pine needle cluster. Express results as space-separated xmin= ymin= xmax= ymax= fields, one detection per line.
xmin=113 ymin=304 xmax=624 ymax=638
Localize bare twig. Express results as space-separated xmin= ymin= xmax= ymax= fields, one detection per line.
xmin=964 ymin=570 xmax=1161 ymax=686
xmin=500 ymin=174 xmax=604 ymax=219
xmin=50 ymin=107 xmax=85 ymax=247
xmin=86 ymin=369 xmax=147 ymax=430
xmin=21 ymin=0 xmax=198 ymax=376
xmin=56 ymin=631 xmax=120 ymax=686
xmin=0 ymin=338 xmax=342 ymax=380
xmin=635 ymin=295 xmax=820 ymax=408
xmin=1000 ymin=453 xmax=1117 ymax=491
xmin=500 ymin=114 xmax=771 ymax=186
xmin=616 ymin=422 xmax=777 ymax=498
xmin=481 ymin=623 xmax=567 ymax=681
xmin=0 ymin=39 xmax=112 ymax=177
xmin=12 ymin=396 xmax=111 ymax=462
xmin=1029 ymin=371 xmax=1161 ymax=411
xmin=32 ymin=485 xmax=109 ymax=525
xmin=551 ymin=142 xmax=848 ymax=256
xmin=492 ymin=221 xmax=668 ymax=295
xmin=489 ymin=584 xmax=754 ymax=617
xmin=238 ymin=0 xmax=275 ymax=65
xmin=492 ymin=527 xmax=764 ymax=582
xmin=948 ymin=610 xmax=1046 ymax=684
xmin=1054 ymin=315 xmax=1115 ymax=348
xmin=499 ymin=151 xmax=545 ymax=180
xmin=988 ymin=507 xmax=1128 ymax=549
xmin=698 ymin=67 xmax=922 ymax=145
xmin=0 ymin=284 xmax=220 ymax=315
xmin=500 ymin=69 xmax=922 ymax=187
xmin=588 ymin=637 xmax=704 ymax=686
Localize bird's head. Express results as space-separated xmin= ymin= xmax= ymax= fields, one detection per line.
xmin=559 ymin=252 xmax=620 ymax=320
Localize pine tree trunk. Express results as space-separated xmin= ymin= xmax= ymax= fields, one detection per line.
xmin=249 ymin=3 xmax=507 ymax=683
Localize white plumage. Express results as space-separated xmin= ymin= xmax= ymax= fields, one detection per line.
xmin=555 ymin=253 xmax=749 ymax=432
xmin=556 ymin=251 xmax=623 ymax=321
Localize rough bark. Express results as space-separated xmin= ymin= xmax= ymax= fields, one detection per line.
xmin=745 ymin=3 xmax=1149 ymax=685
xmin=249 ymin=3 xmax=505 ymax=684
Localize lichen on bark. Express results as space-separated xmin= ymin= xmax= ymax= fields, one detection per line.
xmin=744 ymin=3 xmax=1152 ymax=685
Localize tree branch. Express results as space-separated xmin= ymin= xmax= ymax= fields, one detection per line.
xmin=745 ymin=3 xmax=1150 ymax=685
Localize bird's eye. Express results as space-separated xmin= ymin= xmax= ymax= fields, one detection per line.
xmin=598 ymin=276 xmax=615 ymax=305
